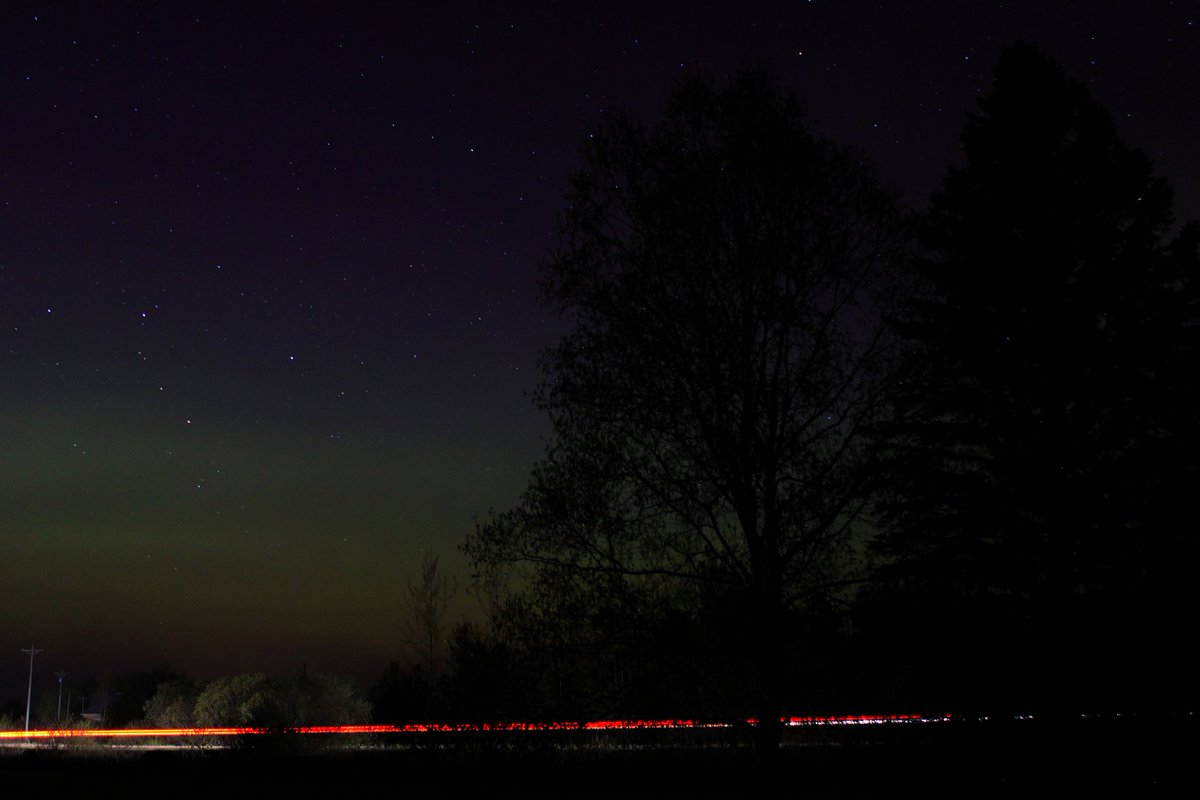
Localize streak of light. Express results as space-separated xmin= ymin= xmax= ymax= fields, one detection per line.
xmin=0 ymin=714 xmax=952 ymax=740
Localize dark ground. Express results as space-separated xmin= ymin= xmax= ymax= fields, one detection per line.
xmin=1 ymin=714 xmax=1193 ymax=796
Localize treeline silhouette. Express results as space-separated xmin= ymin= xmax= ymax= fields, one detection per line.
xmin=413 ymin=42 xmax=1198 ymax=751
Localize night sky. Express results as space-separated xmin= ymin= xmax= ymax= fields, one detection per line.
xmin=3 ymin=1 xmax=1198 ymax=701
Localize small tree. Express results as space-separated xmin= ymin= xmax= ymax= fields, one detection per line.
xmin=439 ymin=621 xmax=532 ymax=724
xmin=142 ymin=677 xmax=198 ymax=728
xmin=193 ymin=673 xmax=284 ymax=729
xmin=398 ymin=551 xmax=458 ymax=688
xmin=288 ymin=668 xmax=371 ymax=726
xmin=370 ymin=660 xmax=440 ymax=724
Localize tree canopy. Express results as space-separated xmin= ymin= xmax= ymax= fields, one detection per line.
xmin=873 ymin=42 xmax=1200 ymax=712
xmin=464 ymin=46 xmax=1198 ymax=738
xmin=465 ymin=69 xmax=909 ymax=749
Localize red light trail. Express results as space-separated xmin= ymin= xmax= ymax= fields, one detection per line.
xmin=0 ymin=714 xmax=949 ymax=740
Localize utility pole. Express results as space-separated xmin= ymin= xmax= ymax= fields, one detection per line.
xmin=55 ymin=671 xmax=69 ymax=725
xmin=21 ymin=647 xmax=42 ymax=733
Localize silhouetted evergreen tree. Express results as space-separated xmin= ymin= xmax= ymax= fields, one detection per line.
xmin=875 ymin=42 xmax=1200 ymax=713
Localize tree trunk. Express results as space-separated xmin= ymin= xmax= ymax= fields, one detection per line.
xmin=749 ymin=545 xmax=786 ymax=769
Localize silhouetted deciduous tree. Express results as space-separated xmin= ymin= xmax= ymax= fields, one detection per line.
xmin=369 ymin=660 xmax=440 ymax=724
xmin=94 ymin=667 xmax=190 ymax=728
xmin=398 ymin=551 xmax=457 ymax=690
xmin=194 ymin=672 xmax=284 ymax=729
xmin=289 ymin=667 xmax=372 ymax=726
xmin=142 ymin=676 xmax=198 ymax=728
xmin=465 ymin=69 xmax=909 ymax=756
xmin=192 ymin=669 xmax=369 ymax=730
xmin=874 ymin=42 xmax=1200 ymax=713
xmin=438 ymin=620 xmax=532 ymax=724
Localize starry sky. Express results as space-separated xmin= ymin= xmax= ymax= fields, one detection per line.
xmin=3 ymin=1 xmax=1198 ymax=702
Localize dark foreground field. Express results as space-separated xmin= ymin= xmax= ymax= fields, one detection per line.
xmin=2 ymin=714 xmax=1194 ymax=796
